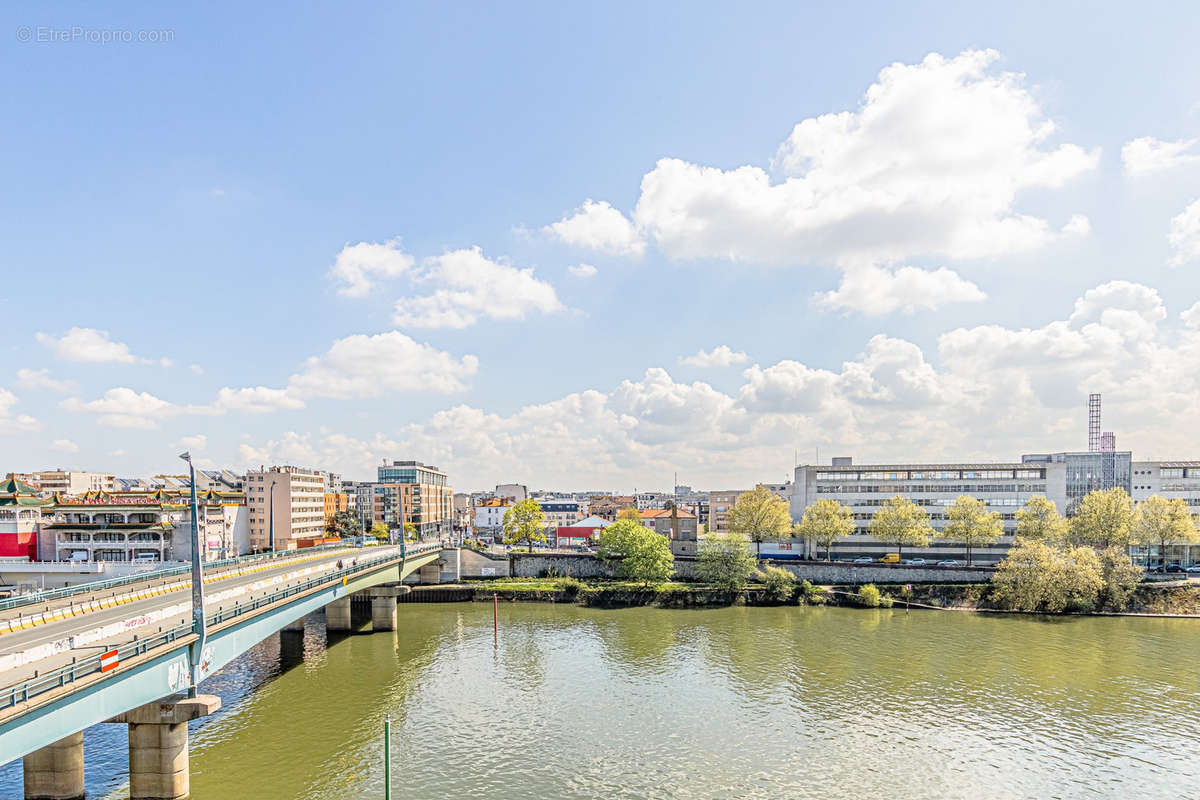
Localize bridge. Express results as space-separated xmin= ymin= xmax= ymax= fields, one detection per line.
xmin=0 ymin=541 xmax=446 ymax=799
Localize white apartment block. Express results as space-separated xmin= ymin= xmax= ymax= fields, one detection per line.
xmin=31 ymin=470 xmax=116 ymax=496
xmin=244 ymin=466 xmax=326 ymax=551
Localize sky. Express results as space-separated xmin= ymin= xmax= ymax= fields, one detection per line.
xmin=2 ymin=2 xmax=1199 ymax=492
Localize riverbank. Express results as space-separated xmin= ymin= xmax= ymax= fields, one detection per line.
xmin=433 ymin=577 xmax=1200 ymax=616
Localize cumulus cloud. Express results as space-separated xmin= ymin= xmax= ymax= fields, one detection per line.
xmin=241 ymin=281 xmax=1200 ymax=489
xmin=177 ymin=434 xmax=207 ymax=451
xmin=545 ymin=200 xmax=645 ymax=256
xmin=329 ymin=237 xmax=415 ymax=297
xmin=36 ymin=328 xmax=150 ymax=364
xmin=60 ymin=388 xmax=188 ymax=429
xmin=392 ymin=247 xmax=563 ymax=328
xmin=1122 ymin=137 xmax=1200 ymax=177
xmin=0 ymin=389 xmax=38 ymax=434
xmin=816 ymin=265 xmax=986 ymax=315
xmin=1168 ymin=199 xmax=1200 ymax=267
xmin=213 ymin=386 xmax=305 ymax=413
xmin=679 ymin=345 xmax=750 ymax=368
xmin=287 ymin=330 xmax=478 ymax=397
xmin=16 ymin=368 xmax=75 ymax=393
xmin=50 ymin=439 xmax=79 ymax=453
xmin=568 ymin=263 xmax=598 ymax=278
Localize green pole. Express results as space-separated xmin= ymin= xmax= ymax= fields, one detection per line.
xmin=384 ymin=714 xmax=391 ymax=800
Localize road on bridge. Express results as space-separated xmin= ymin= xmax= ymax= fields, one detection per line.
xmin=0 ymin=546 xmax=403 ymax=691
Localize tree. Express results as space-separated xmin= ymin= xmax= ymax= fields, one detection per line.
xmin=727 ymin=486 xmax=792 ymax=559
xmin=990 ymin=539 xmax=1103 ymax=613
xmin=1069 ymin=488 xmax=1134 ymax=548
xmin=595 ymin=518 xmax=674 ymax=586
xmin=869 ymin=496 xmax=933 ymax=559
xmin=1131 ymin=495 xmax=1199 ymax=568
xmin=617 ymin=507 xmax=642 ymax=521
xmin=1015 ymin=496 xmax=1068 ymax=544
xmin=1099 ymin=546 xmax=1143 ymax=611
xmin=939 ymin=495 xmax=1003 ymax=566
xmin=759 ymin=565 xmax=796 ymax=603
xmin=403 ymin=521 xmax=417 ymax=541
xmin=330 ymin=511 xmax=358 ymax=539
xmin=795 ymin=499 xmax=854 ymax=561
xmin=695 ymin=532 xmax=757 ymax=592
xmin=502 ymin=498 xmax=547 ymax=552
xmin=368 ymin=522 xmax=390 ymax=542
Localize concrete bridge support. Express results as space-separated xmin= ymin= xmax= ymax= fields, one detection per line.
xmin=325 ymin=596 xmax=352 ymax=631
xmin=282 ymin=616 xmax=306 ymax=632
xmin=417 ymin=563 xmax=441 ymax=584
xmin=22 ymin=731 xmax=84 ymax=800
xmin=362 ymin=585 xmax=408 ymax=631
xmin=106 ymin=694 xmax=221 ymax=800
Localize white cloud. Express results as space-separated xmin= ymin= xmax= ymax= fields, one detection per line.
xmin=109 ymin=449 xmax=127 ymax=457
xmin=213 ymin=386 xmax=305 ymax=413
xmin=546 ymin=199 xmax=645 ymax=256
xmin=50 ymin=439 xmax=79 ymax=454
xmin=60 ymin=387 xmax=185 ymax=429
xmin=392 ymin=247 xmax=563 ymax=328
xmin=36 ymin=328 xmax=148 ymax=364
xmin=630 ymin=50 xmax=1097 ymax=270
xmin=16 ymin=368 xmax=75 ymax=393
xmin=0 ymin=389 xmax=39 ymax=434
xmin=679 ymin=345 xmax=750 ymax=368
xmin=329 ymin=237 xmax=415 ymax=297
xmin=240 ymin=281 xmax=1200 ymax=489
xmin=177 ymin=434 xmax=207 ymax=451
xmin=568 ymin=263 xmax=598 ymax=278
xmin=287 ymin=330 xmax=478 ymax=398
xmin=1168 ymin=199 xmax=1200 ymax=267
xmin=189 ymin=364 xmax=204 ymax=375
xmin=1122 ymin=136 xmax=1200 ymax=177
xmin=816 ymin=264 xmax=986 ymax=315
xmin=159 ymin=357 xmax=174 ymax=368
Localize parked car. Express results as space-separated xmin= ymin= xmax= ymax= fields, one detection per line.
xmin=1186 ymin=565 xmax=1200 ymax=574
xmin=936 ymin=559 xmax=960 ymax=566
xmin=852 ymin=557 xmax=873 ymax=564
xmin=1166 ymin=562 xmax=1186 ymax=573
xmin=907 ymin=558 xmax=927 ymax=566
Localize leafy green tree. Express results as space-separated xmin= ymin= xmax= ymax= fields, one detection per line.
xmin=857 ymin=583 xmax=881 ymax=608
xmin=990 ymin=539 xmax=1103 ymax=613
xmin=758 ymin=565 xmax=796 ymax=603
xmin=369 ymin=522 xmax=390 ymax=541
xmin=403 ymin=521 xmax=417 ymax=541
xmin=695 ymin=532 xmax=757 ymax=592
xmin=502 ymin=498 xmax=547 ymax=552
xmin=727 ymin=486 xmax=792 ymax=559
xmin=330 ymin=511 xmax=359 ymax=539
xmin=938 ymin=495 xmax=1003 ymax=566
xmin=796 ymin=499 xmax=854 ymax=561
xmin=1131 ymin=495 xmax=1199 ymax=568
xmin=595 ymin=518 xmax=674 ymax=586
xmin=1069 ymin=488 xmax=1135 ymax=548
xmin=1015 ymin=496 xmax=1068 ymax=544
xmin=869 ymin=496 xmax=933 ymax=559
xmin=1099 ymin=546 xmax=1143 ymax=611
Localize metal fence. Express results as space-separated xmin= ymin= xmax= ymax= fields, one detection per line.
xmin=0 ymin=542 xmax=442 ymax=711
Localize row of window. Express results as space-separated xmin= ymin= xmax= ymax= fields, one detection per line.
xmin=817 ymin=484 xmax=1046 ymax=495
xmin=817 ymin=469 xmax=1043 ymax=481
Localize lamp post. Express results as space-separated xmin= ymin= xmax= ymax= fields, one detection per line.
xmin=179 ymin=452 xmax=207 ymax=697
xmin=268 ymin=485 xmax=275 ymax=554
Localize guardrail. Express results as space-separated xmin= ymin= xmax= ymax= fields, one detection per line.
xmin=0 ymin=543 xmax=356 ymax=613
xmin=0 ymin=542 xmax=442 ymax=711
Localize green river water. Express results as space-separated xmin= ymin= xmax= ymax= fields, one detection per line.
xmin=5 ymin=602 xmax=1200 ymax=798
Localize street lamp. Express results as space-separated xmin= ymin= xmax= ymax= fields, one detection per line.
xmin=179 ymin=451 xmax=207 ymax=697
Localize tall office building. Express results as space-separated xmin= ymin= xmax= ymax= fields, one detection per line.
xmin=374 ymin=461 xmax=453 ymax=539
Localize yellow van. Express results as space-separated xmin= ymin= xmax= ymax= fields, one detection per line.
xmin=878 ymin=553 xmax=900 ymax=563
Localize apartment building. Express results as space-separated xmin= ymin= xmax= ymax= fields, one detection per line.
xmin=473 ymin=497 xmax=511 ymax=536
xmin=31 ymin=470 xmax=116 ymax=496
xmin=244 ymin=466 xmax=326 ymax=551
xmin=708 ymin=490 xmax=746 ymax=534
xmin=375 ymin=461 xmax=453 ymax=539
xmin=640 ymin=507 xmax=699 ymax=555
xmin=1131 ymin=460 xmax=1200 ymax=564
xmin=323 ymin=491 xmax=348 ymax=531
xmin=538 ymin=499 xmax=588 ymax=531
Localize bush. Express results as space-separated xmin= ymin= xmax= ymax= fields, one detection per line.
xmin=554 ymin=576 xmax=585 ymax=598
xmin=798 ymin=579 xmax=827 ymax=605
xmin=879 ymin=593 xmax=894 ymax=609
xmin=759 ymin=566 xmax=797 ymax=603
xmin=1099 ymin=546 xmax=1142 ymax=611
xmin=991 ymin=538 xmax=1104 ymax=613
xmin=695 ymin=533 xmax=757 ymax=592
xmin=857 ymin=583 xmax=881 ymax=608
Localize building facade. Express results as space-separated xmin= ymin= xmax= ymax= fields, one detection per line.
xmin=244 ymin=466 xmax=326 ymax=551
xmin=375 ymin=461 xmax=453 ymax=539
xmin=640 ymin=507 xmax=699 ymax=555
xmin=31 ymin=471 xmax=116 ymax=496
xmin=539 ymin=499 xmax=587 ymax=532
xmin=708 ymin=490 xmax=746 ymax=534
xmin=0 ymin=475 xmax=48 ymax=559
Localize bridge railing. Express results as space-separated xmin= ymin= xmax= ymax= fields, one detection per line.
xmin=0 ymin=543 xmax=358 ymax=613
xmin=0 ymin=544 xmax=441 ymax=712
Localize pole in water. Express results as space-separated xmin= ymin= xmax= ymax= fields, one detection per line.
xmin=493 ymin=592 xmax=499 ymax=635
xmin=384 ymin=713 xmax=391 ymax=800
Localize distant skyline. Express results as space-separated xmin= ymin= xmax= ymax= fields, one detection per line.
xmin=2 ymin=2 xmax=1199 ymax=490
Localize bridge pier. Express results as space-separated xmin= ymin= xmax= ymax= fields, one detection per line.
xmin=325 ymin=596 xmax=352 ymax=631
xmin=22 ymin=731 xmax=84 ymax=800
xmin=106 ymin=694 xmax=221 ymax=800
xmin=282 ymin=615 xmax=306 ymax=632
xmin=417 ymin=563 xmax=441 ymax=584
xmin=362 ymin=585 xmax=407 ymax=631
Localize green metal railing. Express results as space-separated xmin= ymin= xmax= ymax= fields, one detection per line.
xmin=0 ymin=543 xmax=356 ymax=613
xmin=0 ymin=542 xmax=442 ymax=711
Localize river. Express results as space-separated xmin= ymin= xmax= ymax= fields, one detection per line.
xmin=3 ymin=602 xmax=1200 ymax=798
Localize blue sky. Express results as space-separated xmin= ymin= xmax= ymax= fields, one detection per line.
xmin=2 ymin=2 xmax=1199 ymax=491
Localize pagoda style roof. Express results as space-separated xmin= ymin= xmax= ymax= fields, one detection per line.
xmin=0 ymin=473 xmax=50 ymax=507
